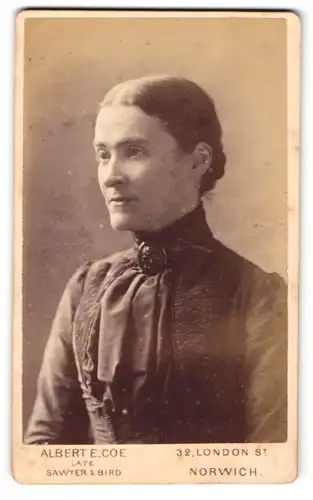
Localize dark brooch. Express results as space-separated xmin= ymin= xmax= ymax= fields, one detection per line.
xmin=137 ymin=241 xmax=168 ymax=276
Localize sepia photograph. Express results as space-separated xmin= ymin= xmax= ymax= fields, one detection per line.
xmin=13 ymin=10 xmax=300 ymax=484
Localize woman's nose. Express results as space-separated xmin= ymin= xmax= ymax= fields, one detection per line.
xmin=100 ymin=158 xmax=125 ymax=188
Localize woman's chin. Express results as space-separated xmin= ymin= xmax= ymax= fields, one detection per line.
xmin=109 ymin=213 xmax=139 ymax=232
xmin=109 ymin=212 xmax=158 ymax=233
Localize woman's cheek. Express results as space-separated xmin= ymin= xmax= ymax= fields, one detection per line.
xmin=128 ymin=159 xmax=155 ymax=182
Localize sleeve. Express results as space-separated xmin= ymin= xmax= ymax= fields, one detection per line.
xmin=24 ymin=262 xmax=92 ymax=445
xmin=243 ymin=270 xmax=288 ymax=443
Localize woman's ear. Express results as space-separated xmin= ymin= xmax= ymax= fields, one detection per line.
xmin=192 ymin=142 xmax=213 ymax=175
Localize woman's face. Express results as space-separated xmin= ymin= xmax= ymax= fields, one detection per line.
xmin=94 ymin=105 xmax=202 ymax=232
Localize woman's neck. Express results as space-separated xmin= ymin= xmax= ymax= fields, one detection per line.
xmin=134 ymin=203 xmax=212 ymax=247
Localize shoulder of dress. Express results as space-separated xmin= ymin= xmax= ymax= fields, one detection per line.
xmin=235 ymin=255 xmax=287 ymax=309
xmin=241 ymin=257 xmax=286 ymax=293
xmin=75 ymin=248 xmax=132 ymax=284
xmin=213 ymin=239 xmax=286 ymax=299
xmin=89 ymin=248 xmax=132 ymax=271
xmin=217 ymin=239 xmax=284 ymax=280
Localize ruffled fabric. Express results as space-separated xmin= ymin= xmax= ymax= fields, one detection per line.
xmin=81 ymin=205 xmax=214 ymax=422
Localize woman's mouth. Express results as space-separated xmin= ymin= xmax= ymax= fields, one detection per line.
xmin=109 ymin=196 xmax=137 ymax=207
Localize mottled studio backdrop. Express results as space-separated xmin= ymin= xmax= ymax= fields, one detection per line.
xmin=22 ymin=16 xmax=287 ymax=429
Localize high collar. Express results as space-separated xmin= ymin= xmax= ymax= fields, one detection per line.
xmin=134 ymin=204 xmax=214 ymax=249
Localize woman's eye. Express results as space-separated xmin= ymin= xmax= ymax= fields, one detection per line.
xmin=126 ymin=146 xmax=146 ymax=158
xmin=97 ymin=150 xmax=110 ymax=162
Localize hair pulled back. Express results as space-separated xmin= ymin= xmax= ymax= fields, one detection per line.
xmin=101 ymin=75 xmax=226 ymax=194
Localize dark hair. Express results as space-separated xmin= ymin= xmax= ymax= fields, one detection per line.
xmin=100 ymin=75 xmax=226 ymax=194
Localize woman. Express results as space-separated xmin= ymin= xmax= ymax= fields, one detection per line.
xmin=25 ymin=75 xmax=287 ymax=445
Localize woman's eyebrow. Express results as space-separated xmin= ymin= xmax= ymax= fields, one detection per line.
xmin=93 ymin=137 xmax=150 ymax=149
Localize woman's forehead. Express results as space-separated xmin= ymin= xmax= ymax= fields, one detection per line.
xmin=94 ymin=105 xmax=173 ymax=148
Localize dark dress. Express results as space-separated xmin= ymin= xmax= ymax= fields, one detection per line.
xmin=25 ymin=206 xmax=287 ymax=445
